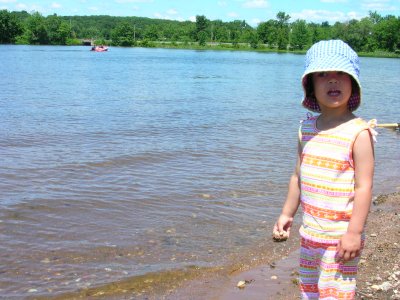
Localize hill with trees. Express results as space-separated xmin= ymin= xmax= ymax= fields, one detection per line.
xmin=0 ymin=9 xmax=399 ymax=55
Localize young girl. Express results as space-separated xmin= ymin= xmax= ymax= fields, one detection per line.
xmin=273 ymin=40 xmax=375 ymax=299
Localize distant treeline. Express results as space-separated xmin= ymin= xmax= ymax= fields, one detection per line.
xmin=1 ymin=9 xmax=399 ymax=53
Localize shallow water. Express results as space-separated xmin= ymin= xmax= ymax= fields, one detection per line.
xmin=0 ymin=45 xmax=399 ymax=298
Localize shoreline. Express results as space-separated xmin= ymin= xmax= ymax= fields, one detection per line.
xmin=3 ymin=44 xmax=400 ymax=59
xmin=164 ymin=191 xmax=400 ymax=300
xmin=31 ymin=191 xmax=399 ymax=300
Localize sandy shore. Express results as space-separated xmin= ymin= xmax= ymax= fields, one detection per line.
xmin=165 ymin=192 xmax=400 ymax=300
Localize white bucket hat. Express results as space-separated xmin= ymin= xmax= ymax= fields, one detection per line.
xmin=301 ymin=40 xmax=361 ymax=112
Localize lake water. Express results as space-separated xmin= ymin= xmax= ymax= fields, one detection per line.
xmin=0 ymin=45 xmax=399 ymax=298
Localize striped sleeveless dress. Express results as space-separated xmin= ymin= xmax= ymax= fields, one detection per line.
xmin=299 ymin=116 xmax=370 ymax=243
xmin=298 ymin=116 xmax=372 ymax=299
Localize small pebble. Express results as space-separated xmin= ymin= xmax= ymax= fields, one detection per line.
xmin=381 ymin=282 xmax=393 ymax=291
xmin=271 ymin=275 xmax=278 ymax=280
xmin=28 ymin=289 xmax=38 ymax=293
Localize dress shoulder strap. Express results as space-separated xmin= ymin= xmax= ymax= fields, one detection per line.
xmin=353 ymin=118 xmax=378 ymax=143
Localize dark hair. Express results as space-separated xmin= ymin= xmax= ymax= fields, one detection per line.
xmin=305 ymin=74 xmax=314 ymax=98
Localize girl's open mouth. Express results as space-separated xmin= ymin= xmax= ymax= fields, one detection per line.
xmin=328 ymin=89 xmax=341 ymax=97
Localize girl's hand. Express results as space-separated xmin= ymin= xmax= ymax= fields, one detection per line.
xmin=272 ymin=214 xmax=293 ymax=241
xmin=336 ymin=232 xmax=362 ymax=262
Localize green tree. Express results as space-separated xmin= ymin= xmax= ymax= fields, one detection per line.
xmin=257 ymin=20 xmax=277 ymax=47
xmin=144 ymin=24 xmax=159 ymax=40
xmin=111 ymin=21 xmax=135 ymax=46
xmin=212 ymin=20 xmax=229 ymax=42
xmin=2 ymin=9 xmax=400 ymax=54
xmin=46 ymin=14 xmax=71 ymax=44
xmin=318 ymin=21 xmax=333 ymax=41
xmin=358 ymin=17 xmax=376 ymax=52
xmin=290 ymin=19 xmax=310 ymax=50
xmin=343 ymin=19 xmax=366 ymax=51
xmin=331 ymin=21 xmax=347 ymax=40
xmin=82 ymin=26 xmax=101 ymax=39
xmin=195 ymin=15 xmax=208 ymax=33
xmin=248 ymin=30 xmax=259 ymax=48
xmin=369 ymin=11 xmax=383 ymax=24
xmin=195 ymin=15 xmax=209 ymax=43
xmin=24 ymin=12 xmax=49 ymax=44
xmin=197 ymin=30 xmax=207 ymax=46
xmin=275 ymin=11 xmax=290 ymax=50
xmin=46 ymin=14 xmax=61 ymax=44
xmin=374 ymin=15 xmax=400 ymax=51
xmin=58 ymin=21 xmax=72 ymax=44
xmin=0 ymin=10 xmax=23 ymax=43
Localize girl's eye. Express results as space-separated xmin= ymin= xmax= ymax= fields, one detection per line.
xmin=317 ymin=72 xmax=327 ymax=77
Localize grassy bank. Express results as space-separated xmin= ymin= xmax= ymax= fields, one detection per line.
xmin=129 ymin=41 xmax=400 ymax=58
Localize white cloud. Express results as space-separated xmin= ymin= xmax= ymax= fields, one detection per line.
xmin=14 ymin=2 xmax=43 ymax=12
xmin=361 ymin=0 xmax=397 ymax=11
xmin=228 ymin=11 xmax=239 ymax=17
xmin=243 ymin=0 xmax=268 ymax=8
xmin=88 ymin=6 xmax=99 ymax=11
xmin=320 ymin=0 xmax=347 ymax=3
xmin=290 ymin=9 xmax=362 ymax=23
xmin=189 ymin=15 xmax=196 ymax=22
xmin=166 ymin=8 xmax=178 ymax=15
xmin=347 ymin=11 xmax=360 ymax=19
xmin=15 ymin=3 xmax=27 ymax=9
xmin=250 ymin=18 xmax=261 ymax=25
xmin=154 ymin=9 xmax=184 ymax=21
xmin=115 ymin=0 xmax=153 ymax=3
xmin=0 ymin=0 xmax=16 ymax=3
xmin=51 ymin=2 xmax=61 ymax=9
xmin=218 ymin=1 xmax=228 ymax=7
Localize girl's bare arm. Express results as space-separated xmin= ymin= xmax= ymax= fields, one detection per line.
xmin=273 ymin=143 xmax=301 ymax=238
xmin=337 ymin=129 xmax=374 ymax=261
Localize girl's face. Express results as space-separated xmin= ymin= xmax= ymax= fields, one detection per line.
xmin=312 ymin=71 xmax=352 ymax=112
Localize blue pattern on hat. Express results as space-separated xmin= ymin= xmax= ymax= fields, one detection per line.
xmin=301 ymin=40 xmax=362 ymax=112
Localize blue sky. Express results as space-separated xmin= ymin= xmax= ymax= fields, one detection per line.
xmin=1 ymin=0 xmax=399 ymax=26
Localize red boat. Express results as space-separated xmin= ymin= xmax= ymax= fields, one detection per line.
xmin=91 ymin=45 xmax=108 ymax=52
